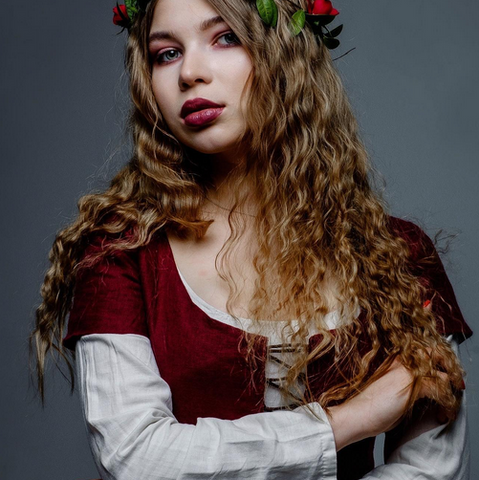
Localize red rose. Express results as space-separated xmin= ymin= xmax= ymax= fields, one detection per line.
xmin=308 ymin=0 xmax=339 ymax=16
xmin=113 ymin=4 xmax=129 ymax=26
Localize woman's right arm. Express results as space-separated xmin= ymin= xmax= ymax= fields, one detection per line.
xmin=77 ymin=333 xmax=337 ymax=480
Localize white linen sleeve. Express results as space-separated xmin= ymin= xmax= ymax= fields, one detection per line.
xmin=361 ymin=336 xmax=470 ymax=480
xmin=76 ymin=333 xmax=337 ymax=480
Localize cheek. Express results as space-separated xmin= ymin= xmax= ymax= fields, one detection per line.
xmin=235 ymin=60 xmax=253 ymax=102
xmin=151 ymin=72 xmax=176 ymax=120
xmin=234 ymin=56 xmax=253 ymax=85
xmin=235 ymin=62 xmax=253 ymax=109
xmin=217 ymin=52 xmax=252 ymax=94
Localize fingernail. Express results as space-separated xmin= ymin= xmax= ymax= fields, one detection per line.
xmin=460 ymin=380 xmax=466 ymax=390
xmin=423 ymin=300 xmax=431 ymax=308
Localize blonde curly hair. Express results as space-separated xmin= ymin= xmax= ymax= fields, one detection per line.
xmin=31 ymin=0 xmax=464 ymax=418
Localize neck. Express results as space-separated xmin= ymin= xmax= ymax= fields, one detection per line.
xmin=204 ymin=168 xmax=258 ymax=218
xmin=189 ymin=142 xmax=247 ymax=185
xmin=185 ymin=146 xmax=258 ymax=216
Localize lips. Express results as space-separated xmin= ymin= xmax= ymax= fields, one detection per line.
xmin=181 ymin=98 xmax=224 ymax=118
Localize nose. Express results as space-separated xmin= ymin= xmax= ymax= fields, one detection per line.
xmin=178 ymin=49 xmax=213 ymax=91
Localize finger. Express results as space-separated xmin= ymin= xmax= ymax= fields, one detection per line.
xmin=419 ymin=345 xmax=451 ymax=375
xmin=426 ymin=349 xmax=465 ymax=392
xmin=418 ymin=371 xmax=449 ymax=399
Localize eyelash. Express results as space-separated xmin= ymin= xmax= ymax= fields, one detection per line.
xmin=153 ymin=31 xmax=240 ymax=65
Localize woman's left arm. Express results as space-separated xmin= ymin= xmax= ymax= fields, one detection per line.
xmin=361 ymin=336 xmax=470 ymax=480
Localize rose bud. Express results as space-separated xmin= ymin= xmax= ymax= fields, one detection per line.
xmin=309 ymin=0 xmax=339 ymax=16
xmin=113 ymin=4 xmax=129 ymax=26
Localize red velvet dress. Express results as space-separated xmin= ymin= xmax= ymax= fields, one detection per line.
xmin=64 ymin=217 xmax=472 ymax=480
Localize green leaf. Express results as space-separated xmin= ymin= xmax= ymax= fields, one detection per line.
xmin=289 ymin=9 xmax=306 ymax=36
xmin=272 ymin=3 xmax=278 ymax=27
xmin=316 ymin=14 xmax=336 ymax=26
xmin=125 ymin=0 xmax=138 ymax=21
xmin=329 ymin=24 xmax=343 ymax=38
xmin=256 ymin=0 xmax=278 ymax=27
xmin=322 ymin=36 xmax=340 ymax=49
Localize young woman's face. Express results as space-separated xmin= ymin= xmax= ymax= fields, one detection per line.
xmin=149 ymin=0 xmax=253 ymax=158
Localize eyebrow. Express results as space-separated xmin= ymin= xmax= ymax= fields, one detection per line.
xmin=149 ymin=15 xmax=227 ymax=44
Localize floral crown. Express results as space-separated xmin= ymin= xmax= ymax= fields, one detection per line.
xmin=113 ymin=0 xmax=343 ymax=50
xmin=112 ymin=0 xmax=149 ymax=29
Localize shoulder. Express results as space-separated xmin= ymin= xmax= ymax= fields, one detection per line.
xmin=386 ymin=216 xmax=424 ymax=237
xmin=65 ymin=231 xmax=168 ymax=351
xmin=385 ymin=215 xmax=448 ymax=279
xmin=386 ymin=216 xmax=433 ymax=257
xmin=78 ymin=229 xmax=168 ymax=268
xmin=386 ymin=216 xmax=442 ymax=272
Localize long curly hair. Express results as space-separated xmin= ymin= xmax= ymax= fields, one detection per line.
xmin=31 ymin=0 xmax=463 ymax=417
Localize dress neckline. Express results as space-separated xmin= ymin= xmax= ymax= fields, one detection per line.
xmin=163 ymin=234 xmax=346 ymax=339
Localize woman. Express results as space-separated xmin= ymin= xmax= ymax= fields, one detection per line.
xmin=31 ymin=0 xmax=472 ymax=478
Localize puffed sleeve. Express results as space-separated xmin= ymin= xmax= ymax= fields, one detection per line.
xmin=63 ymin=237 xmax=149 ymax=350
xmin=389 ymin=217 xmax=472 ymax=341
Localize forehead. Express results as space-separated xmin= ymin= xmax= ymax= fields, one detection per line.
xmin=150 ymin=0 xmax=220 ymax=31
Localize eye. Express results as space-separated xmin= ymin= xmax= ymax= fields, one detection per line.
xmin=216 ymin=31 xmax=240 ymax=47
xmin=155 ymin=49 xmax=181 ymax=65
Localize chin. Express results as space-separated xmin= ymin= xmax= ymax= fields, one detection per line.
xmin=179 ymin=130 xmax=243 ymax=156
xmin=191 ymin=143 xmax=238 ymax=155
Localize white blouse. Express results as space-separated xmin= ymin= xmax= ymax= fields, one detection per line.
xmin=75 ymin=274 xmax=470 ymax=479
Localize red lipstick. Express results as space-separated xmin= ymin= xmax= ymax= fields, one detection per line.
xmin=181 ymin=98 xmax=224 ymax=127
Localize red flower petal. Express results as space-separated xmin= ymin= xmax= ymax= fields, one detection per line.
xmin=311 ymin=0 xmax=333 ymax=15
xmin=308 ymin=0 xmax=340 ymax=15
xmin=113 ymin=4 xmax=129 ymax=26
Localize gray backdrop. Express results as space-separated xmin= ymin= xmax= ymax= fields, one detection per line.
xmin=1 ymin=1 xmax=478 ymax=478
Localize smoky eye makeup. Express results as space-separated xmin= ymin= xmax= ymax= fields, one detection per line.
xmin=216 ymin=31 xmax=241 ymax=47
xmin=155 ymin=49 xmax=181 ymax=64
xmin=150 ymin=29 xmax=241 ymax=66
